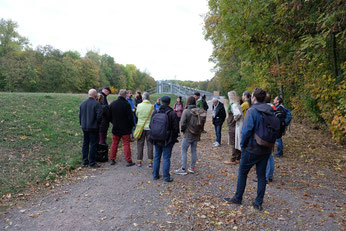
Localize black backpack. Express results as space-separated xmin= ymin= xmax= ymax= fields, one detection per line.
xmin=149 ymin=110 xmax=170 ymax=141
xmin=254 ymin=111 xmax=281 ymax=148
xmin=202 ymin=100 xmax=209 ymax=111
xmin=95 ymin=144 xmax=108 ymax=162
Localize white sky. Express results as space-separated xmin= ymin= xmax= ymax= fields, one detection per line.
xmin=0 ymin=0 xmax=215 ymax=81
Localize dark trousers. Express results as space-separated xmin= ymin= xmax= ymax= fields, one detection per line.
xmin=233 ymin=149 xmax=270 ymax=206
xmin=82 ymin=131 xmax=98 ymax=167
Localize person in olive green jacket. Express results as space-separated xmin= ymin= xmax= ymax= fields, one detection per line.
xmin=135 ymin=92 xmax=154 ymax=167
xmin=194 ymin=92 xmax=204 ymax=109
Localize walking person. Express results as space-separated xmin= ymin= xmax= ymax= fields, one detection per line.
xmin=150 ymin=96 xmax=179 ymax=182
xmin=135 ymin=92 xmax=154 ymax=168
xmin=224 ymin=88 xmax=280 ymax=211
xmin=109 ymin=89 xmax=135 ymax=167
xmin=79 ymin=89 xmax=103 ymax=168
xmin=224 ymin=91 xmax=243 ymax=165
xmin=174 ymin=96 xmax=205 ymax=175
xmin=212 ymin=98 xmax=226 ymax=147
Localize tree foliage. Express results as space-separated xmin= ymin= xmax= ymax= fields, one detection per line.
xmin=204 ymin=0 xmax=345 ymax=143
xmin=0 ymin=19 xmax=156 ymax=94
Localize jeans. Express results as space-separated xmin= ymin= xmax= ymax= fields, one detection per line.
xmin=233 ymin=149 xmax=270 ymax=206
xmin=181 ymin=138 xmax=198 ymax=169
xmin=266 ymin=153 xmax=274 ymax=180
xmin=82 ymin=131 xmax=98 ymax=167
xmin=153 ymin=143 xmax=174 ymax=181
xmin=110 ymin=134 xmax=132 ymax=163
xmin=214 ymin=125 xmax=222 ymax=144
xmin=276 ymin=138 xmax=283 ymax=156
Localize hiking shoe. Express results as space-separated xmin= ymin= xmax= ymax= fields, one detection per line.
xmin=110 ymin=159 xmax=116 ymax=165
xmin=148 ymin=162 xmax=153 ymax=168
xmin=224 ymin=160 xmax=237 ymax=165
xmin=126 ymin=162 xmax=135 ymax=167
xmin=164 ymin=177 xmax=174 ymax=183
xmin=188 ymin=167 xmax=195 ymax=174
xmin=136 ymin=161 xmax=142 ymax=167
xmin=223 ymin=197 xmax=241 ymax=205
xmin=252 ymin=202 xmax=263 ymax=211
xmin=89 ymin=163 xmax=101 ymax=168
xmin=174 ymin=168 xmax=188 ymax=175
xmin=268 ymin=178 xmax=273 ymax=182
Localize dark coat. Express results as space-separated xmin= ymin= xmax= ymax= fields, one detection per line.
xmin=212 ymin=102 xmax=226 ymax=126
xmin=99 ymin=105 xmax=110 ymax=132
xmin=79 ymin=97 xmax=103 ymax=132
xmin=109 ymin=96 xmax=134 ymax=135
xmin=274 ymin=104 xmax=287 ymax=138
xmin=150 ymin=104 xmax=179 ymax=146
xmin=99 ymin=91 xmax=109 ymax=105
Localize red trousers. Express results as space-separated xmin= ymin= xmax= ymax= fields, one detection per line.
xmin=110 ymin=134 xmax=132 ymax=163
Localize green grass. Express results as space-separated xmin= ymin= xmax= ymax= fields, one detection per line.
xmin=150 ymin=93 xmax=179 ymax=107
xmin=0 ymin=92 xmax=118 ymax=197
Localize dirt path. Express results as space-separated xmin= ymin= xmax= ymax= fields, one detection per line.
xmin=1 ymin=121 xmax=345 ymax=231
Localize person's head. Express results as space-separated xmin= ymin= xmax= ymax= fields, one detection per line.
xmin=242 ymin=91 xmax=251 ymax=101
xmin=265 ymin=93 xmax=271 ymax=104
xmin=88 ymin=89 xmax=98 ymax=99
xmin=194 ymin=92 xmax=200 ymax=101
xmin=186 ymin=96 xmax=196 ymax=106
xmin=156 ymin=98 xmax=161 ymax=104
xmin=202 ymin=94 xmax=206 ymax=100
xmin=97 ymin=93 xmax=104 ymax=104
xmin=177 ymin=96 xmax=182 ymax=103
xmin=274 ymin=96 xmax=283 ymax=106
xmin=119 ymin=89 xmax=127 ymax=98
xmin=252 ymin=88 xmax=266 ymax=104
xmin=161 ymin=96 xmax=171 ymax=105
xmin=142 ymin=92 xmax=149 ymax=100
xmin=126 ymin=90 xmax=132 ymax=98
xmin=102 ymin=87 xmax=111 ymax=96
xmin=212 ymin=97 xmax=219 ymax=106
xmin=136 ymin=91 xmax=142 ymax=98
xmin=228 ymin=91 xmax=240 ymax=104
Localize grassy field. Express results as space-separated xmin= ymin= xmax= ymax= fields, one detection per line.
xmin=0 ymin=92 xmax=178 ymax=200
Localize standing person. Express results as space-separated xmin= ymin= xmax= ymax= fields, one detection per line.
xmin=224 ymin=88 xmax=278 ymax=211
xmin=194 ymin=92 xmax=204 ymax=109
xmin=174 ymin=96 xmax=203 ymax=175
xmin=154 ymin=98 xmax=161 ymax=111
xmin=109 ymin=89 xmax=135 ymax=167
xmin=224 ymin=91 xmax=243 ymax=165
xmin=79 ymin=89 xmax=103 ymax=168
xmin=135 ymin=92 xmax=154 ymax=168
xmin=241 ymin=91 xmax=251 ymax=118
xmin=134 ymin=91 xmax=143 ymax=107
xmin=97 ymin=94 xmax=110 ymax=145
xmin=173 ymin=96 xmax=185 ymax=123
xmin=126 ymin=90 xmax=137 ymax=141
xmin=99 ymin=87 xmax=111 ymax=105
xmin=265 ymin=93 xmax=275 ymax=181
xmin=150 ymin=96 xmax=179 ymax=182
xmin=273 ymin=96 xmax=287 ymax=157
xmin=202 ymin=95 xmax=209 ymax=111
xmin=212 ymin=98 xmax=226 ymax=147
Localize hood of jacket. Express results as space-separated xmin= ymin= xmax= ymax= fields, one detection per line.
xmin=252 ymin=103 xmax=274 ymax=115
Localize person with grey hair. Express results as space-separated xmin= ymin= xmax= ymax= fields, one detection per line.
xmin=225 ymin=91 xmax=243 ymax=165
xmin=135 ymin=92 xmax=154 ymax=167
xmin=109 ymin=89 xmax=135 ymax=166
xmin=212 ymin=97 xmax=226 ymax=147
xmin=79 ymin=89 xmax=103 ymax=168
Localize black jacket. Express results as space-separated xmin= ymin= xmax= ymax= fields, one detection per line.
xmin=79 ymin=97 xmax=103 ymax=132
xmin=212 ymin=102 xmax=226 ymax=126
xmin=274 ymin=104 xmax=287 ymax=138
xmin=99 ymin=105 xmax=110 ymax=132
xmin=99 ymin=91 xmax=109 ymax=105
xmin=109 ymin=96 xmax=134 ymax=135
xmin=150 ymin=104 xmax=179 ymax=146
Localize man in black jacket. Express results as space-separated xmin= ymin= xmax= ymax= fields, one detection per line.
xmin=150 ymin=96 xmax=179 ymax=182
xmin=109 ymin=89 xmax=135 ymax=166
xmin=212 ymin=98 xmax=226 ymax=147
xmin=79 ymin=89 xmax=103 ymax=168
xmin=99 ymin=87 xmax=111 ymax=105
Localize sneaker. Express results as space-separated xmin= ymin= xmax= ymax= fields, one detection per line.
xmin=126 ymin=162 xmax=135 ymax=167
xmin=174 ymin=168 xmax=188 ymax=175
xmin=214 ymin=142 xmax=220 ymax=147
xmin=223 ymin=197 xmax=241 ymax=205
xmin=110 ymin=159 xmax=116 ymax=165
xmin=224 ymin=160 xmax=237 ymax=165
xmin=136 ymin=161 xmax=142 ymax=167
xmin=164 ymin=177 xmax=174 ymax=182
xmin=148 ymin=162 xmax=153 ymax=168
xmin=89 ymin=163 xmax=101 ymax=168
xmin=188 ymin=167 xmax=195 ymax=174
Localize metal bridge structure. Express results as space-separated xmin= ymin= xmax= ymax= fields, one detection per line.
xmin=146 ymin=80 xmax=214 ymax=101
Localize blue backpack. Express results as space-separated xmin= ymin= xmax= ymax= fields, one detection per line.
xmin=254 ymin=111 xmax=281 ymax=148
xmin=149 ymin=110 xmax=170 ymax=141
xmin=283 ymin=106 xmax=292 ymax=126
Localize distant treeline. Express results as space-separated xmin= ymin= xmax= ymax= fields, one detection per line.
xmin=0 ymin=19 xmax=156 ymax=93
xmin=203 ymin=0 xmax=345 ymax=143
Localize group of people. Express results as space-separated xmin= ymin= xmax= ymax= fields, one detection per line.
xmin=79 ymin=86 xmax=290 ymax=210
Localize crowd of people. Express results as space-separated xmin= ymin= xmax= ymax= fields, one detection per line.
xmin=79 ymin=87 xmax=291 ymax=210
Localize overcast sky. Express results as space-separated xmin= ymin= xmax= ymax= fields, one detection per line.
xmin=0 ymin=0 xmax=215 ymax=81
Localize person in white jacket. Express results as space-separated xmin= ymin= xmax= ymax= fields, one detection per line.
xmin=225 ymin=91 xmax=243 ymax=165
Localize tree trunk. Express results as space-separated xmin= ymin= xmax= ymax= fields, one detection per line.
xmin=276 ymin=53 xmax=283 ymax=98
